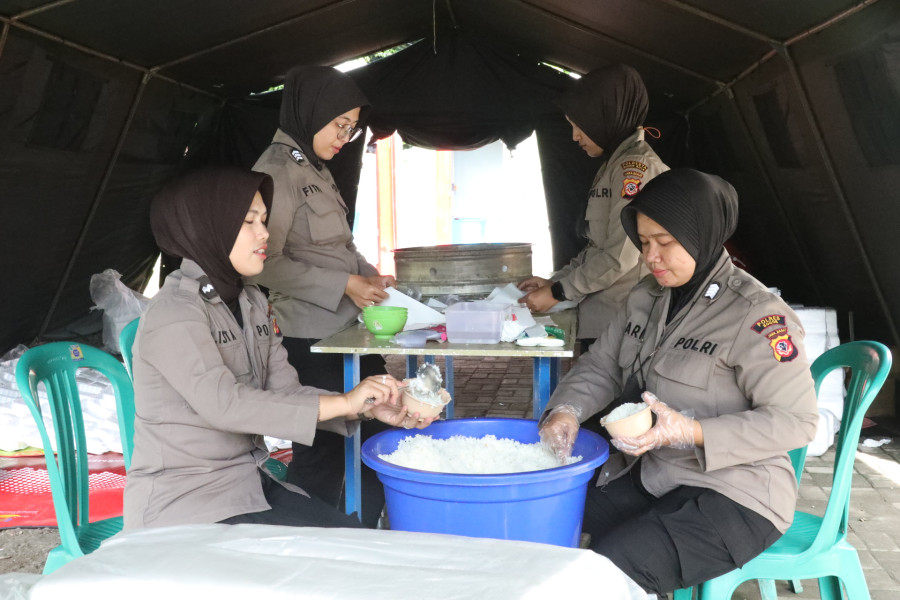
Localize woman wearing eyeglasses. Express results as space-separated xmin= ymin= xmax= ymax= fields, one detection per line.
xmin=250 ymin=66 xmax=399 ymax=527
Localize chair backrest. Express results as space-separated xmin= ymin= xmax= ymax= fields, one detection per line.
xmin=15 ymin=342 xmax=136 ymax=555
xmin=119 ymin=317 xmax=140 ymax=380
xmin=788 ymin=446 xmax=807 ymax=485
xmin=803 ymin=340 xmax=891 ymax=557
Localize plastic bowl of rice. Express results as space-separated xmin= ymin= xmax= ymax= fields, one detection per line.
xmin=361 ymin=418 xmax=609 ymax=548
xmin=400 ymin=379 xmax=452 ymax=419
xmin=600 ymin=402 xmax=652 ymax=438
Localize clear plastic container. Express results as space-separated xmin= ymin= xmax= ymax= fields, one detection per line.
xmin=445 ymin=302 xmax=511 ymax=344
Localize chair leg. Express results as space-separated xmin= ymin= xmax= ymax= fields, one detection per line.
xmin=817 ymin=576 xmax=843 ymax=600
xmin=758 ymin=579 xmax=778 ymax=600
xmin=672 ymin=587 xmax=694 ymax=600
xmin=789 ymin=579 xmax=804 ymax=593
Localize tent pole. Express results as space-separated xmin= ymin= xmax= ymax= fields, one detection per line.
xmin=0 ymin=21 xmax=8 ymax=59
xmin=36 ymin=73 xmax=151 ymax=341
xmin=3 ymin=19 xmax=215 ymax=98
xmin=12 ymin=0 xmax=79 ymax=20
xmin=685 ymin=0 xmax=884 ymax=113
xmin=780 ymin=45 xmax=900 ymax=346
xmin=723 ymin=90 xmax=825 ymax=306
xmin=153 ymin=0 xmax=357 ymax=72
xmin=513 ymin=0 xmax=722 ymax=87
xmin=652 ymin=0 xmax=779 ymax=45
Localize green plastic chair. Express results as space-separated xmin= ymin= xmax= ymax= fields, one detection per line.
xmin=118 ymin=316 xmax=288 ymax=482
xmin=673 ymin=445 xmax=810 ymax=600
xmin=119 ymin=317 xmax=140 ymax=379
xmin=690 ymin=340 xmax=891 ymax=600
xmin=15 ymin=341 xmax=136 ymax=573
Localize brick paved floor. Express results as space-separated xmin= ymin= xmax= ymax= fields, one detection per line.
xmin=386 ymin=354 xmax=900 ymax=599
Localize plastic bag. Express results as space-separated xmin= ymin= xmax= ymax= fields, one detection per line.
xmin=89 ymin=269 xmax=148 ymax=354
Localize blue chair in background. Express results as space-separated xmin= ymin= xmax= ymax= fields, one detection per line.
xmin=15 ymin=341 xmax=136 ymax=573
xmin=684 ymin=340 xmax=891 ymax=600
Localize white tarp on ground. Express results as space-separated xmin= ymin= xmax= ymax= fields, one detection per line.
xmin=0 ymin=345 xmax=290 ymax=454
xmin=22 ymin=524 xmax=647 ymax=600
xmin=792 ymin=307 xmax=844 ymax=457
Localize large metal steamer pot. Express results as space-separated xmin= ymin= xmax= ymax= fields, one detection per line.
xmin=393 ymin=243 xmax=532 ymax=298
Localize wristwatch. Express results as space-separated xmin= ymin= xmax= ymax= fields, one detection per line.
xmin=551 ymin=281 xmax=567 ymax=302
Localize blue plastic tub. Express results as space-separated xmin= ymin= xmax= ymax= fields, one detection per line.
xmin=361 ymin=418 xmax=609 ymax=547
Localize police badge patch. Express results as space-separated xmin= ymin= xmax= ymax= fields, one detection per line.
xmin=290 ymin=149 xmax=304 ymax=164
xmin=622 ymin=178 xmax=641 ymax=198
xmin=766 ymin=327 xmax=798 ymax=362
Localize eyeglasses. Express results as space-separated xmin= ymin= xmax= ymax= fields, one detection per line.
xmin=336 ymin=122 xmax=363 ymax=142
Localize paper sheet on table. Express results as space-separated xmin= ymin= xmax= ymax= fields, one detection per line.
xmin=28 ymin=524 xmax=649 ymax=600
xmin=380 ymin=287 xmax=445 ymax=329
xmin=487 ymin=282 xmax=576 ymax=313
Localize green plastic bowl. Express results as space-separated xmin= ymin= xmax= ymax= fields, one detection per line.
xmin=362 ymin=306 xmax=408 ymax=339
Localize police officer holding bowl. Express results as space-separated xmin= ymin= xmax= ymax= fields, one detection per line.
xmin=538 ymin=169 xmax=819 ymax=597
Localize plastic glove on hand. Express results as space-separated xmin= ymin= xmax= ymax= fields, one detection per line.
xmin=539 ymin=404 xmax=582 ymax=463
xmin=611 ymin=391 xmax=696 ymax=456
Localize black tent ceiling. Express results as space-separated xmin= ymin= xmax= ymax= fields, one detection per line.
xmin=2 ymin=0 xmax=900 ymax=353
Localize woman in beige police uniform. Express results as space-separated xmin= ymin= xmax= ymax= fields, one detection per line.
xmin=539 ymin=169 xmax=819 ymax=596
xmin=125 ymin=167 xmax=428 ymax=530
xmin=518 ymin=64 xmax=668 ymax=346
xmin=250 ymin=66 xmax=398 ymax=527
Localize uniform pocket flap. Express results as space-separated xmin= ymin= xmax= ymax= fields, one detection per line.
xmin=652 ymin=348 xmax=714 ymax=390
xmin=305 ymin=193 xmax=343 ymax=216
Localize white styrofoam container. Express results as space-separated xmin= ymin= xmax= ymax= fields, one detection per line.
xmin=445 ymin=302 xmax=511 ymax=344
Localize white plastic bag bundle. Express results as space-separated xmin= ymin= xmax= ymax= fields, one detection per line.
xmin=89 ymin=268 xmax=148 ymax=354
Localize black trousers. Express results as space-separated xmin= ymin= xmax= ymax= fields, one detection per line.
xmin=280 ymin=336 xmax=389 ymax=528
xmin=583 ymin=461 xmax=782 ymax=596
xmin=219 ymin=470 xmax=364 ymax=528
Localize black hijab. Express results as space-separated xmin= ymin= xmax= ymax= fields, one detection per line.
xmin=556 ymin=63 xmax=649 ymax=154
xmin=620 ymin=169 xmax=739 ymax=321
xmin=150 ymin=167 xmax=274 ymax=306
xmin=279 ymin=65 xmax=371 ymax=169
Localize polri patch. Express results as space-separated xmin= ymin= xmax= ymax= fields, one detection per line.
xmin=622 ymin=178 xmax=642 ymax=198
xmin=766 ymin=328 xmax=798 ymax=362
xmin=290 ymin=149 xmax=305 ymax=164
xmin=751 ymin=314 xmax=785 ymax=334
xmin=267 ymin=304 xmax=282 ymax=337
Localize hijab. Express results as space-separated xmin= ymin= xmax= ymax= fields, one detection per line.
xmin=279 ymin=65 xmax=371 ymax=169
xmin=150 ymin=167 xmax=274 ymax=306
xmin=556 ymin=63 xmax=649 ymax=154
xmin=620 ymin=168 xmax=739 ymax=321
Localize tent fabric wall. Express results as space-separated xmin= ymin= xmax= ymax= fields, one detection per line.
xmin=3 ymin=0 xmax=900 ymax=354
xmin=687 ymin=3 xmax=900 ymax=343
xmin=0 ymin=27 xmax=220 ymax=350
xmin=0 ymin=28 xmax=143 ymax=350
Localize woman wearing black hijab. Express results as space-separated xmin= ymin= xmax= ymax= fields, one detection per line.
xmin=124 ymin=166 xmax=422 ymax=530
xmin=250 ymin=66 xmax=400 ymax=527
xmin=518 ymin=63 xmax=669 ymax=347
xmin=538 ymin=169 xmax=819 ymax=595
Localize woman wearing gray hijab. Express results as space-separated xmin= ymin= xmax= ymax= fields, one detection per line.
xmin=519 ymin=63 xmax=669 ymax=347
xmin=250 ymin=66 xmax=407 ymax=527
xmin=539 ymin=169 xmax=818 ymax=596
xmin=126 ymin=167 xmax=421 ymax=530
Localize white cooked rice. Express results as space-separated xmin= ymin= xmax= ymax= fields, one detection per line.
xmin=605 ymin=402 xmax=648 ymax=422
xmin=379 ymin=434 xmax=583 ymax=473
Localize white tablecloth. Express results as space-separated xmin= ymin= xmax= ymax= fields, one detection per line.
xmin=24 ymin=524 xmax=648 ymax=599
